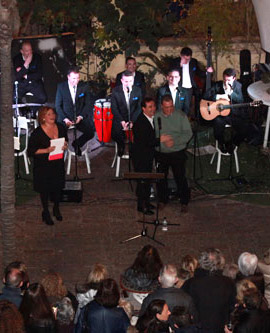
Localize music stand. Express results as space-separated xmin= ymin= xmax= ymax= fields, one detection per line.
xmin=120 ymin=172 xmax=180 ymax=246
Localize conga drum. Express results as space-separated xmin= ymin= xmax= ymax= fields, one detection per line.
xmin=94 ymin=99 xmax=113 ymax=143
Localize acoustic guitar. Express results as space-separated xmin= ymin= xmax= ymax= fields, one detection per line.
xmin=200 ymin=99 xmax=263 ymax=121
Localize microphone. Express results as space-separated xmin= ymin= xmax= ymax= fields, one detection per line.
xmin=127 ymin=86 xmax=130 ymax=94
xmin=158 ymin=117 xmax=162 ymax=130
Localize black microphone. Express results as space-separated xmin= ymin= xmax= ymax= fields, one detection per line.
xmin=158 ymin=117 xmax=162 ymax=130
xmin=127 ymin=86 xmax=130 ymax=94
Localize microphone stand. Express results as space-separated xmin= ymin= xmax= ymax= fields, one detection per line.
xmin=73 ymin=88 xmax=79 ymax=181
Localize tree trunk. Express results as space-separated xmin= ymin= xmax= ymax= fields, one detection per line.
xmin=0 ymin=0 xmax=20 ymax=267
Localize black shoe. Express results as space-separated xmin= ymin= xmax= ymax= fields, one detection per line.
xmin=53 ymin=205 xmax=63 ymax=221
xmin=42 ymin=210 xmax=54 ymax=225
xmin=137 ymin=207 xmax=154 ymax=215
xmin=72 ymin=141 xmax=82 ymax=156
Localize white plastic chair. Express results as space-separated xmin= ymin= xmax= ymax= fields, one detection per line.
xmin=66 ymin=128 xmax=91 ymax=175
xmin=210 ymin=140 xmax=239 ymax=174
xmin=13 ymin=116 xmax=30 ymax=174
xmin=111 ymin=142 xmax=129 ymax=177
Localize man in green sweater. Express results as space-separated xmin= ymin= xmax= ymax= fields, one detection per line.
xmin=154 ymin=95 xmax=193 ymax=212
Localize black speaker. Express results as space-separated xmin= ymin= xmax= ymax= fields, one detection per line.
xmin=240 ymin=49 xmax=251 ymax=76
xmin=11 ymin=33 xmax=76 ymax=104
xmin=61 ymin=181 xmax=83 ymax=203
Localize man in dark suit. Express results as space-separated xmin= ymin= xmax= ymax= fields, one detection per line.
xmin=55 ymin=66 xmax=94 ymax=156
xmin=156 ymin=69 xmax=186 ymax=111
xmin=171 ymin=47 xmax=213 ymax=116
xmin=139 ymin=264 xmax=197 ymax=319
xmin=111 ymin=70 xmax=142 ymax=157
xmin=13 ymin=41 xmax=47 ymax=104
xmin=131 ymin=98 xmax=157 ymax=215
xmin=203 ymin=67 xmax=248 ymax=153
xmin=116 ymin=57 xmax=146 ymax=97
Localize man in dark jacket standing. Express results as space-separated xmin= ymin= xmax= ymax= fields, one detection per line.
xmin=182 ymin=248 xmax=236 ymax=332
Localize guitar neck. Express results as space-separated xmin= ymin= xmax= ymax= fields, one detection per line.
xmin=220 ymin=102 xmax=250 ymax=111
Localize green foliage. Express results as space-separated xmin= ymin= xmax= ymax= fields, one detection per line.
xmin=17 ymin=0 xmax=173 ymax=79
xmin=174 ymin=0 xmax=259 ymax=74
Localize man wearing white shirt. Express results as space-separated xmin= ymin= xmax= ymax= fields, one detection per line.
xmin=55 ymin=66 xmax=94 ymax=156
xmin=157 ymin=69 xmax=186 ymax=111
xmin=171 ymin=47 xmax=213 ymax=116
xmin=111 ymin=70 xmax=142 ymax=157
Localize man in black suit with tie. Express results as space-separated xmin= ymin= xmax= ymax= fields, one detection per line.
xmin=111 ymin=70 xmax=142 ymax=157
xmin=156 ymin=69 xmax=186 ymax=111
xmin=131 ymin=98 xmax=157 ymax=215
xmin=55 ymin=66 xmax=94 ymax=156
xmin=116 ymin=57 xmax=146 ymax=97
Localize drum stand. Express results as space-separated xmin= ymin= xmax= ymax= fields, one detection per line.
xmin=120 ymin=172 xmax=180 ymax=247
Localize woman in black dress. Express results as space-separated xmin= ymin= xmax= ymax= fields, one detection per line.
xmin=28 ymin=107 xmax=68 ymax=225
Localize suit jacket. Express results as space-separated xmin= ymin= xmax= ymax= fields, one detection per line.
xmin=111 ymin=85 xmax=142 ymax=125
xmin=157 ymin=83 xmax=185 ymax=111
xmin=55 ymin=81 xmax=92 ymax=123
xmin=116 ymin=70 xmax=146 ymax=96
xmin=13 ymin=53 xmax=43 ymax=83
xmin=139 ymin=286 xmax=197 ymax=320
xmin=203 ymin=80 xmax=243 ymax=104
xmin=131 ymin=112 xmax=157 ymax=172
xmin=171 ymin=57 xmax=205 ymax=89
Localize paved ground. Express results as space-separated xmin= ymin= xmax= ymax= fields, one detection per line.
xmin=1 ymin=142 xmax=270 ymax=301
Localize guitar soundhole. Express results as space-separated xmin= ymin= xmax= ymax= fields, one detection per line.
xmin=207 ymin=102 xmax=210 ymax=114
xmin=217 ymin=103 xmax=223 ymax=112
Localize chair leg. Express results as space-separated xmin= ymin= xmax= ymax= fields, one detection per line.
xmin=116 ymin=156 xmax=121 ymax=177
xmin=111 ymin=143 xmax=117 ymax=168
xmin=217 ymin=151 xmax=221 ymax=174
xmin=84 ymin=152 xmax=91 ymax=174
xmin=210 ymin=151 xmax=216 ymax=165
xmin=67 ymin=151 xmax=72 ymax=175
xmin=234 ymin=148 xmax=240 ymax=173
xmin=23 ymin=152 xmax=30 ymax=174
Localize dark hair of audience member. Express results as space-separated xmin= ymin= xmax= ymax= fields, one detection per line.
xmin=94 ymin=278 xmax=120 ymax=308
xmin=0 ymin=300 xmax=25 ymax=333
xmin=170 ymin=306 xmax=192 ymax=329
xmin=136 ymin=299 xmax=169 ymax=333
xmin=5 ymin=261 xmax=29 ymax=292
xmin=130 ymin=244 xmax=163 ymax=279
xmin=19 ymin=283 xmax=55 ymax=328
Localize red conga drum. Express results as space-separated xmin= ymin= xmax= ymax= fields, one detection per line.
xmin=94 ymin=99 xmax=113 ymax=143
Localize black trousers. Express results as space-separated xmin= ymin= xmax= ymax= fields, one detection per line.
xmin=17 ymin=80 xmax=47 ymax=104
xmin=182 ymin=87 xmax=193 ymax=116
xmin=213 ymin=113 xmax=249 ymax=146
xmin=155 ymin=150 xmax=190 ymax=205
xmin=71 ymin=117 xmax=95 ymax=147
xmin=132 ymin=155 xmax=153 ymax=209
